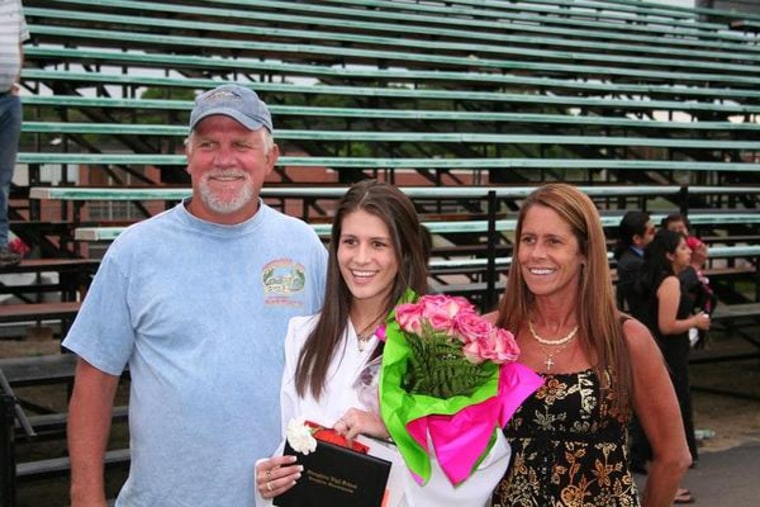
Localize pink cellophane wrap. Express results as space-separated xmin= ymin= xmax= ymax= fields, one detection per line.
xmin=406 ymin=362 xmax=544 ymax=485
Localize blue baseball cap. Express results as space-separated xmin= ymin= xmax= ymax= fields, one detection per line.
xmin=189 ymin=84 xmax=273 ymax=132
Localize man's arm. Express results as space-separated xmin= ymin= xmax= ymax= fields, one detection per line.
xmin=67 ymin=358 xmax=121 ymax=507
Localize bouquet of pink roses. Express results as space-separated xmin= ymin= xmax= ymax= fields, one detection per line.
xmin=395 ymin=293 xmax=520 ymax=399
xmin=379 ymin=290 xmax=543 ymax=489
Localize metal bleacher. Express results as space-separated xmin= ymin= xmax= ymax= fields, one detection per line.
xmin=14 ymin=0 xmax=760 ymax=316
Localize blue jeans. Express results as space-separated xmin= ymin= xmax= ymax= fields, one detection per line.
xmin=0 ymin=93 xmax=22 ymax=248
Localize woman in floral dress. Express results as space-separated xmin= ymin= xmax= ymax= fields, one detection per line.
xmin=490 ymin=184 xmax=692 ymax=507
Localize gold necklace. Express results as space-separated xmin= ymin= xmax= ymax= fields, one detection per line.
xmin=535 ymin=340 xmax=575 ymax=372
xmin=528 ymin=320 xmax=579 ymax=346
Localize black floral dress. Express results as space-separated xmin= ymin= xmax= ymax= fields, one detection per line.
xmin=492 ymin=369 xmax=639 ymax=507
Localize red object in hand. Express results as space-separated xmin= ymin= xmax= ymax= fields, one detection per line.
xmin=304 ymin=420 xmax=369 ymax=454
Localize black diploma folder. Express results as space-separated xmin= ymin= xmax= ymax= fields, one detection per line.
xmin=276 ymin=438 xmax=392 ymax=507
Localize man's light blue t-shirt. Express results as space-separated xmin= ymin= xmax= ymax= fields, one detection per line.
xmin=63 ymin=200 xmax=327 ymax=506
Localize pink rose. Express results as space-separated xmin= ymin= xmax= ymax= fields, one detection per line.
xmin=462 ymin=339 xmax=487 ymax=364
xmin=395 ymin=303 xmax=424 ymax=335
xmin=420 ymin=294 xmax=474 ymax=318
xmin=454 ymin=312 xmax=493 ymax=344
xmin=495 ymin=328 xmax=521 ymax=358
xmin=464 ymin=328 xmax=520 ymax=364
xmin=426 ymin=307 xmax=457 ymax=334
xmin=418 ymin=295 xmax=474 ymax=333
xmin=484 ymin=328 xmax=521 ymax=364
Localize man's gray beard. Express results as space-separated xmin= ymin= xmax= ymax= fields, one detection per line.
xmin=198 ymin=172 xmax=255 ymax=215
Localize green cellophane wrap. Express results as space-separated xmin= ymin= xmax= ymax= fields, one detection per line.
xmin=379 ymin=289 xmax=501 ymax=484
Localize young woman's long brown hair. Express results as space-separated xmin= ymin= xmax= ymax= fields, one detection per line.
xmin=295 ymin=180 xmax=429 ymax=400
xmin=495 ymin=183 xmax=633 ymax=415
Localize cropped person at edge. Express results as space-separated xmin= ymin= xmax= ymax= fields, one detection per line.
xmin=63 ymin=84 xmax=328 ymax=506
xmin=0 ymin=0 xmax=29 ymax=267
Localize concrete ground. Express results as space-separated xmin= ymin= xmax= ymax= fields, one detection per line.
xmin=634 ymin=441 xmax=760 ymax=506
xmin=634 ymin=331 xmax=760 ymax=506
xmin=682 ymin=442 xmax=760 ymax=506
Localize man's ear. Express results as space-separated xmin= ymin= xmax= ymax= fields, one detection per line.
xmin=265 ymin=143 xmax=280 ymax=175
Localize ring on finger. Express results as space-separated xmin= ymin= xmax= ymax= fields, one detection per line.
xmin=266 ymin=481 xmax=273 ymax=492
xmin=266 ymin=468 xmax=272 ymax=481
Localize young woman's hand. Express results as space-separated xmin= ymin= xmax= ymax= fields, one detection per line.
xmin=255 ymin=455 xmax=302 ymax=500
xmin=333 ymin=407 xmax=390 ymax=441
xmin=693 ymin=312 xmax=711 ymax=331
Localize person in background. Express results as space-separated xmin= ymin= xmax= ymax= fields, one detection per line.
xmin=662 ymin=213 xmax=716 ymax=347
xmin=614 ymin=210 xmax=655 ymax=316
xmin=63 ymin=84 xmax=328 ymax=506
xmin=0 ymin=0 xmax=28 ymax=267
xmin=661 ymin=213 xmax=689 ymax=237
xmin=635 ymin=229 xmax=711 ymax=504
xmin=490 ymin=184 xmax=691 ymax=507
xmin=613 ymin=211 xmax=656 ymax=475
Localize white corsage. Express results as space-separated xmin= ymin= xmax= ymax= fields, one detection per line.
xmin=286 ymin=418 xmax=317 ymax=455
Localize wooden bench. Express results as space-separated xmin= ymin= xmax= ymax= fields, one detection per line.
xmin=30 ymin=184 xmax=690 ymax=201
xmin=711 ymin=303 xmax=760 ymax=328
xmin=22 ymin=64 xmax=760 ymax=105
xmin=21 ymin=118 xmax=760 ymax=150
xmin=26 ymin=10 xmax=760 ymax=82
xmin=0 ymin=258 xmax=98 ymax=303
xmin=25 ymin=19 xmax=759 ymax=86
xmin=20 ymin=67 xmax=760 ymax=116
xmin=346 ymin=0 xmax=744 ymax=40
xmin=20 ymin=0 xmax=759 ymax=207
xmin=68 ymin=214 xmax=760 ymax=242
xmin=15 ymin=405 xmax=129 ymax=440
xmin=0 ymin=354 xmax=77 ymax=388
xmin=690 ymin=302 xmax=760 ymax=367
xmin=16 ymin=448 xmax=130 ymax=481
xmin=731 ymin=19 xmax=760 ymax=34
xmin=0 ymin=302 xmax=81 ymax=338
xmin=26 ymin=0 xmax=760 ymax=65
xmin=28 ymin=184 xmax=760 ymax=228
xmin=0 ymin=353 xmax=131 ymax=496
xmin=18 ymin=151 xmax=760 ymax=173
xmin=22 ymin=95 xmax=760 ymax=133
xmin=0 ymin=354 xmax=78 ymax=442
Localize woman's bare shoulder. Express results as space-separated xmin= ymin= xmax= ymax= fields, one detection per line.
xmin=621 ymin=315 xmax=659 ymax=360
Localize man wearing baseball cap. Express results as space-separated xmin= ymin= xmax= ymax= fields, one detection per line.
xmin=64 ymin=83 xmax=328 ymax=506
